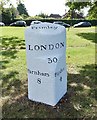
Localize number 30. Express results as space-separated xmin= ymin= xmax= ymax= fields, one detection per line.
xmin=48 ymin=57 xmax=58 ymax=64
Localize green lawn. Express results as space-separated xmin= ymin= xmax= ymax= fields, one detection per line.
xmin=1 ymin=26 xmax=97 ymax=119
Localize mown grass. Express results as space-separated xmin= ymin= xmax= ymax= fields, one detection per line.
xmin=1 ymin=26 xmax=97 ymax=119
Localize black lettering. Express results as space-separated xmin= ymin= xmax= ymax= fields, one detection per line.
xmin=41 ymin=73 xmax=45 ymax=76
xmin=28 ymin=69 xmax=50 ymax=77
xmin=45 ymin=73 xmax=49 ymax=77
xmin=44 ymin=27 xmax=47 ymax=29
xmin=37 ymin=78 xmax=41 ymax=84
xmin=40 ymin=45 xmax=47 ymax=50
xmin=47 ymin=26 xmax=50 ymax=29
xmin=53 ymin=57 xmax=58 ymax=63
xmin=31 ymin=70 xmax=34 ymax=74
xmin=37 ymin=70 xmax=42 ymax=76
xmin=33 ymin=71 xmax=37 ymax=75
xmin=34 ymin=45 xmax=40 ymax=51
xmin=55 ymin=68 xmax=65 ymax=77
xmin=60 ymin=77 xmax=62 ymax=81
xmin=55 ymin=43 xmax=60 ymax=49
xmin=28 ymin=45 xmax=33 ymax=50
xmin=55 ymin=73 xmax=57 ymax=77
xmin=31 ymin=26 xmax=58 ymax=30
xmin=28 ymin=42 xmax=65 ymax=51
xmin=48 ymin=57 xmax=58 ymax=64
xmin=28 ymin=69 xmax=31 ymax=73
xmin=54 ymin=26 xmax=57 ymax=29
xmin=48 ymin=58 xmax=52 ymax=63
xmin=31 ymin=26 xmax=35 ymax=29
xmin=49 ymin=44 xmax=54 ymax=50
xmin=60 ymin=42 xmax=64 ymax=48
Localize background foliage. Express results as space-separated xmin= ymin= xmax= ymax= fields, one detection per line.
xmin=0 ymin=0 xmax=97 ymax=24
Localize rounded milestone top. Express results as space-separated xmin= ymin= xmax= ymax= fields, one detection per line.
xmin=28 ymin=22 xmax=65 ymax=35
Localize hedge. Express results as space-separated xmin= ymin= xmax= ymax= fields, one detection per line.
xmin=16 ymin=19 xmax=97 ymax=26
xmin=2 ymin=18 xmax=97 ymax=26
xmin=15 ymin=19 xmax=97 ymax=26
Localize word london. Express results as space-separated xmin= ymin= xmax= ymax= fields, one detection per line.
xmin=28 ymin=42 xmax=65 ymax=51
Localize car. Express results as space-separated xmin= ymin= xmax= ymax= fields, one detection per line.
xmin=74 ymin=22 xmax=91 ymax=27
xmin=30 ymin=20 xmax=42 ymax=25
xmin=53 ymin=21 xmax=70 ymax=28
xmin=0 ymin=22 xmax=5 ymax=26
xmin=10 ymin=21 xmax=27 ymax=27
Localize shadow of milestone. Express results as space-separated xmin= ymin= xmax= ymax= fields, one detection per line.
xmin=76 ymin=32 xmax=97 ymax=43
xmin=2 ymin=64 xmax=97 ymax=118
xmin=1 ymin=36 xmax=25 ymax=59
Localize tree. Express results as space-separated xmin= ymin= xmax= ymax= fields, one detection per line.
xmin=1 ymin=7 xmax=18 ymax=23
xmin=17 ymin=2 xmax=29 ymax=17
xmin=0 ymin=0 xmax=10 ymax=13
xmin=1 ymin=8 xmax=12 ymax=23
xmin=9 ymin=4 xmax=19 ymax=20
xmin=87 ymin=1 xmax=97 ymax=19
xmin=0 ymin=0 xmax=10 ymax=6
xmin=16 ymin=0 xmax=24 ymax=5
xmin=65 ymin=1 xmax=91 ymax=11
xmin=38 ymin=13 xmax=48 ymax=18
xmin=65 ymin=1 xmax=92 ymax=19
xmin=0 ymin=0 xmax=18 ymax=23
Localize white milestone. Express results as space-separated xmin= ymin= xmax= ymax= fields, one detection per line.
xmin=25 ymin=22 xmax=67 ymax=106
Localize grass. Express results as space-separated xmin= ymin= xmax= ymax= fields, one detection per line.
xmin=1 ymin=26 xmax=97 ymax=119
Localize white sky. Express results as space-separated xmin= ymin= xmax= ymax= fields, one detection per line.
xmin=24 ymin=0 xmax=68 ymax=16
xmin=10 ymin=0 xmax=89 ymax=16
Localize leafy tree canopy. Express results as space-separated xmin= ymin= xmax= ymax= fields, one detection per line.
xmin=65 ymin=1 xmax=92 ymax=11
xmin=87 ymin=1 xmax=97 ymax=19
xmin=65 ymin=0 xmax=97 ymax=20
xmin=37 ymin=13 xmax=48 ymax=18
xmin=17 ymin=2 xmax=29 ymax=16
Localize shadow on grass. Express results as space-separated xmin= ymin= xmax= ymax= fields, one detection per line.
xmin=76 ymin=33 xmax=97 ymax=44
xmin=1 ymin=36 xmax=26 ymax=70
xmin=0 ymin=60 xmax=9 ymax=69
xmin=2 ymin=71 xmax=22 ymax=97
xmin=1 ymin=36 xmax=25 ymax=59
xmin=2 ymin=36 xmax=25 ymax=50
xmin=2 ymin=64 xmax=97 ymax=119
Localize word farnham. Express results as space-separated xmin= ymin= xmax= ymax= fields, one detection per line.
xmin=28 ymin=69 xmax=50 ymax=77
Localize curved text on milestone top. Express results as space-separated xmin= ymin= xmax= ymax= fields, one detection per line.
xmin=31 ymin=25 xmax=58 ymax=30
